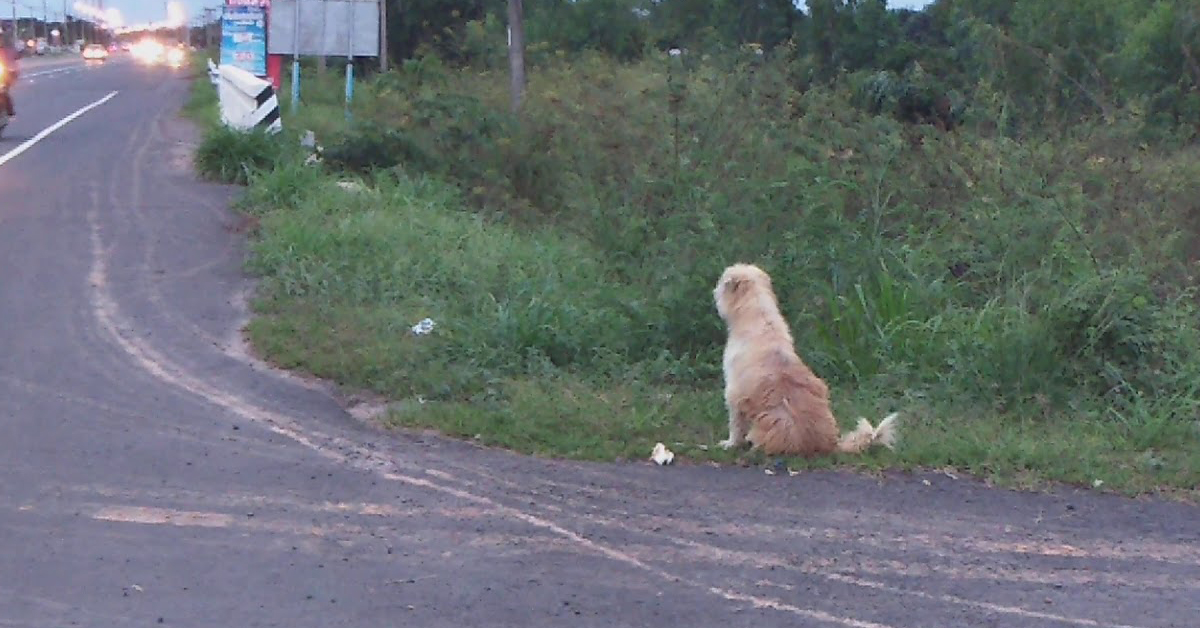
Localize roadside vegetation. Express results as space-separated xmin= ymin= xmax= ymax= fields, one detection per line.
xmin=192 ymin=0 xmax=1200 ymax=497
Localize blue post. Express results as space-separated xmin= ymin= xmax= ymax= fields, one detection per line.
xmin=291 ymin=58 xmax=301 ymax=109
xmin=344 ymin=62 xmax=354 ymax=120
xmin=344 ymin=0 xmax=356 ymax=121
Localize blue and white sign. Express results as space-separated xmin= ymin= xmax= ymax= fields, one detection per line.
xmin=221 ymin=5 xmax=268 ymax=77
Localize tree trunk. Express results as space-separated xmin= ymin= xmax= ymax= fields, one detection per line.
xmin=507 ymin=0 xmax=526 ymax=115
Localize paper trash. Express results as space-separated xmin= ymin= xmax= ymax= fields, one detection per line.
xmin=650 ymin=442 xmax=675 ymax=465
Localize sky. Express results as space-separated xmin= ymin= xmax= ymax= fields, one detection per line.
xmin=19 ymin=1 xmax=936 ymax=28
xmin=11 ymin=1 xmax=215 ymax=26
xmin=95 ymin=1 xmax=214 ymax=26
xmin=93 ymin=0 xmax=937 ymax=26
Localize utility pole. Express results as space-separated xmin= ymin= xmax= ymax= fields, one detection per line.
xmin=507 ymin=0 xmax=526 ymax=114
xmin=163 ymin=0 xmax=171 ymax=43
xmin=379 ymin=0 xmax=387 ymax=72
xmin=317 ymin=0 xmax=327 ymax=75
xmin=10 ymin=0 xmax=17 ymax=48
xmin=202 ymin=7 xmax=213 ymax=50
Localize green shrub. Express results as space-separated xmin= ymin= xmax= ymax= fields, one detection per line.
xmin=322 ymin=127 xmax=433 ymax=174
xmin=256 ymin=54 xmax=1200 ymax=403
xmin=231 ymin=51 xmax=1200 ymax=492
xmin=195 ymin=125 xmax=284 ymax=185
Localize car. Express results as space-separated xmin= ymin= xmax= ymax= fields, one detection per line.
xmin=82 ymin=44 xmax=108 ymax=61
xmin=165 ymin=45 xmax=187 ymax=68
xmin=131 ymin=39 xmax=165 ymax=64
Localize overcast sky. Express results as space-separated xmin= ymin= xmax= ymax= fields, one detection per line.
xmin=111 ymin=1 xmax=938 ymax=26
xmin=100 ymin=1 xmax=212 ymax=26
xmin=26 ymin=1 xmax=936 ymax=28
xmin=13 ymin=1 xmax=213 ymax=26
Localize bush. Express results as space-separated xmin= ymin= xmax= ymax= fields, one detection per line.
xmin=232 ymin=50 xmax=1200 ymax=491
xmin=322 ymin=127 xmax=433 ymax=174
xmin=246 ymin=172 xmax=650 ymax=397
xmin=262 ymin=53 xmax=1200 ymax=406
xmin=195 ymin=125 xmax=284 ymax=185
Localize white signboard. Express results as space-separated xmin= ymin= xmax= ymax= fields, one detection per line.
xmin=268 ymin=0 xmax=381 ymax=57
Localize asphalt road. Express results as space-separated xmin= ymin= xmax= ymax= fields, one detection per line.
xmin=1 ymin=56 xmax=1198 ymax=628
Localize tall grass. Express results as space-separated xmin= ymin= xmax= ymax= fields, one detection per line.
xmin=209 ymin=50 xmax=1200 ymax=494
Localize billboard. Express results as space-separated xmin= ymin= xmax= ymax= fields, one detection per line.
xmin=268 ymin=0 xmax=380 ymax=57
xmin=221 ymin=4 xmax=269 ymax=76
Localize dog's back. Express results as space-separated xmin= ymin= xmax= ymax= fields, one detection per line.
xmin=734 ymin=347 xmax=840 ymax=456
xmin=716 ymin=263 xmax=898 ymax=457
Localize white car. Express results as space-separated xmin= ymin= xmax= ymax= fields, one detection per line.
xmin=82 ymin=44 xmax=109 ymax=61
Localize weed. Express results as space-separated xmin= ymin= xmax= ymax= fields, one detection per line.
xmin=194 ymin=125 xmax=284 ymax=185
xmin=220 ymin=52 xmax=1200 ymax=496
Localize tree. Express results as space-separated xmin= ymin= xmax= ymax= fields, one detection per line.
xmin=727 ymin=0 xmax=801 ymax=49
xmin=386 ymin=0 xmax=495 ymax=63
xmin=806 ymin=0 xmax=905 ymax=76
xmin=1118 ymin=0 xmax=1200 ymax=128
xmin=508 ymin=0 xmax=526 ymax=114
xmin=526 ymin=0 xmax=648 ymax=60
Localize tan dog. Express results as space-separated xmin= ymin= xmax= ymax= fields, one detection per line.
xmin=714 ymin=263 xmax=898 ymax=456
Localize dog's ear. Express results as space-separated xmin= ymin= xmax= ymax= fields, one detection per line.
xmin=724 ymin=276 xmax=746 ymax=295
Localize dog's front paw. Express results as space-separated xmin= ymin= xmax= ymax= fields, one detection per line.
xmin=718 ymin=438 xmax=740 ymax=450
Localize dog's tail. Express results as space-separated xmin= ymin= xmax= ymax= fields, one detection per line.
xmin=835 ymin=412 xmax=899 ymax=454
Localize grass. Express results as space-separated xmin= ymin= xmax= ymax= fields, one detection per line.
xmin=182 ymin=51 xmax=219 ymax=123
xmin=194 ymin=52 xmax=1200 ymax=499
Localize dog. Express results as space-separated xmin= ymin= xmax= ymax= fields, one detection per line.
xmin=713 ymin=263 xmax=898 ymax=456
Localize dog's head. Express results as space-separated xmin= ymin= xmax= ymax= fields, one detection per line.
xmin=714 ymin=263 xmax=773 ymax=322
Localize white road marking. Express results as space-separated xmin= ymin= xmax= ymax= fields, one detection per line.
xmin=78 ymin=116 xmax=1163 ymax=628
xmin=92 ymin=505 xmax=235 ymax=529
xmin=0 ymin=91 xmax=118 ymax=167
xmin=24 ymin=65 xmax=83 ymax=79
xmin=84 ymin=207 xmax=901 ymax=628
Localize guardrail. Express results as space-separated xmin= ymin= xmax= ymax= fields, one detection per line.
xmin=211 ymin=60 xmax=282 ymax=134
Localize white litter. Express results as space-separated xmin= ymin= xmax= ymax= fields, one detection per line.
xmin=336 ymin=181 xmax=365 ymax=192
xmin=650 ymin=442 xmax=675 ymax=465
xmin=410 ymin=318 xmax=435 ymax=336
xmin=1092 ymin=479 xmax=1104 ymax=488
xmin=300 ymin=130 xmax=324 ymax=165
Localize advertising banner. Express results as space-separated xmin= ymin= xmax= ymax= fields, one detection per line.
xmin=268 ymin=0 xmax=380 ymax=58
xmin=221 ymin=4 xmax=269 ymax=76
